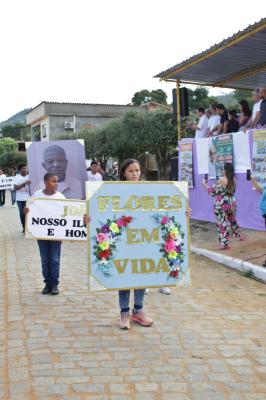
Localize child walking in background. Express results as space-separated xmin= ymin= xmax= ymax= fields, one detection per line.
xmin=118 ymin=159 xmax=153 ymax=330
xmin=202 ymin=163 xmax=245 ymax=250
xmin=250 ymin=175 xmax=266 ymax=267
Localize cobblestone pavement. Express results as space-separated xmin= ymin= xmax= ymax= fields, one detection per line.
xmin=0 ymin=204 xmax=266 ymax=400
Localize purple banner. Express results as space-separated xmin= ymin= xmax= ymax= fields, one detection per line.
xmin=179 ymin=131 xmax=265 ymax=230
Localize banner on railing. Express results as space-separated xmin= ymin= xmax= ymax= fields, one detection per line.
xmin=180 ymin=142 xmax=194 ymax=188
xmin=253 ymin=130 xmax=266 ymax=184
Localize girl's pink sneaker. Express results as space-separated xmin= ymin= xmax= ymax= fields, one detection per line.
xmin=131 ymin=310 xmax=153 ymax=326
xmin=119 ymin=312 xmax=131 ymax=330
xmin=218 ymin=244 xmax=231 ymax=250
xmin=239 ymin=233 xmax=247 ymax=241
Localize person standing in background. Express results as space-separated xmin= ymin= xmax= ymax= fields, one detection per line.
xmin=9 ymin=168 xmax=17 ymax=207
xmin=239 ymin=100 xmax=252 ymax=130
xmin=258 ymin=87 xmax=266 ymax=128
xmin=14 ymin=164 xmax=31 ymax=233
xmin=190 ymin=107 xmax=208 ymax=138
xmin=0 ymin=168 xmax=6 ymax=207
xmin=87 ymin=161 xmax=103 ymax=181
xmin=207 ymin=104 xmax=220 ymax=136
xmin=216 ymin=104 xmax=229 ymax=134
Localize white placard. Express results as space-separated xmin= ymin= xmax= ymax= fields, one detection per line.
xmin=196 ymin=138 xmax=209 ymax=174
xmin=25 ymin=198 xmax=87 ymax=241
xmin=232 ymin=131 xmax=251 ymax=172
xmin=0 ymin=177 xmax=15 ymax=190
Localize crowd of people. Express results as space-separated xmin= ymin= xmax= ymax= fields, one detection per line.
xmin=191 ymin=87 xmax=266 ymax=139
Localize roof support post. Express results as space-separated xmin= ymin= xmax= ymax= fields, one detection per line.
xmin=176 ymin=80 xmax=181 ymax=143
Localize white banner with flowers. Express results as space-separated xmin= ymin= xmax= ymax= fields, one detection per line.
xmin=86 ymin=181 xmax=190 ymax=291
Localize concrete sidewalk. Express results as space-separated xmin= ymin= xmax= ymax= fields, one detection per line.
xmin=190 ymin=220 xmax=266 ymax=281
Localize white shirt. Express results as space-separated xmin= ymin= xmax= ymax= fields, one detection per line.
xmin=208 ymin=115 xmax=220 ymax=135
xmin=32 ymin=189 xmax=65 ymax=200
xmin=195 ymin=114 xmax=208 ymax=139
xmin=14 ymin=174 xmax=30 ymax=201
xmin=33 ymin=175 xmax=84 ymax=200
xmin=252 ymin=99 xmax=262 ymax=121
xmin=87 ymin=171 xmax=103 ymax=181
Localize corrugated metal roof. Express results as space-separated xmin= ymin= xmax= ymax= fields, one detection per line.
xmin=155 ymin=17 xmax=266 ymax=89
xmin=26 ymin=101 xmax=137 ymax=115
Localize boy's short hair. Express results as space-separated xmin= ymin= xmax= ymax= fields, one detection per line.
xmin=90 ymin=161 xmax=98 ymax=166
xmin=44 ymin=173 xmax=58 ymax=182
xmin=197 ymin=106 xmax=205 ymax=113
xmin=18 ymin=163 xmax=26 ymax=171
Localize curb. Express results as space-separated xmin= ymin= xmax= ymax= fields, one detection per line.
xmin=191 ymin=245 xmax=266 ymax=283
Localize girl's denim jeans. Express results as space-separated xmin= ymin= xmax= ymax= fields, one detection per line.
xmin=119 ymin=289 xmax=145 ymax=313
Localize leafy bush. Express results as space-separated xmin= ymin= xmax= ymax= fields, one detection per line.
xmin=0 ymin=137 xmax=17 ymax=155
xmin=0 ymin=151 xmax=27 ymax=169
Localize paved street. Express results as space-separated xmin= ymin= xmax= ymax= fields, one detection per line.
xmin=1 ymin=204 xmax=266 ymax=400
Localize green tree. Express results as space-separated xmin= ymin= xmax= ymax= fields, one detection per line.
xmin=132 ymin=90 xmax=151 ymax=105
xmin=150 ymin=89 xmax=167 ymax=105
xmin=0 ymin=151 xmax=26 ymax=169
xmin=145 ymin=110 xmax=176 ymax=177
xmin=187 ymin=86 xmax=217 ymax=110
xmin=1 ymin=123 xmax=31 ymax=141
xmin=132 ymin=89 xmax=167 ymax=105
xmin=0 ymin=137 xmax=17 ymax=155
xmin=233 ymin=89 xmax=252 ymax=108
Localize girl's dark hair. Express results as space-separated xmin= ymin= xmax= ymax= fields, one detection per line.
xmin=239 ymin=100 xmax=251 ymax=118
xmin=228 ymin=109 xmax=238 ymax=118
xmin=224 ymin=163 xmax=235 ymax=195
xmin=119 ymin=159 xmax=140 ymax=181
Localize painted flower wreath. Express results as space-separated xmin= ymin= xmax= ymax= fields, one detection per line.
xmin=93 ymin=215 xmax=133 ymax=275
xmin=153 ymin=214 xmax=185 ymax=279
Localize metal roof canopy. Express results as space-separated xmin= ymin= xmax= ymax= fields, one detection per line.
xmin=155 ymin=18 xmax=266 ymax=90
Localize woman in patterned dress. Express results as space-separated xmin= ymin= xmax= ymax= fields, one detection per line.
xmin=202 ymin=163 xmax=245 ymax=249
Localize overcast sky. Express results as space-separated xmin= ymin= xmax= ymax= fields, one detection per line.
xmin=0 ymin=0 xmax=264 ymax=121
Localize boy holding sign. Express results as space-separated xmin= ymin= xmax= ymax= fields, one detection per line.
xmin=24 ymin=173 xmax=65 ymax=295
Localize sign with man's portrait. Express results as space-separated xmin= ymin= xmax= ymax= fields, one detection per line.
xmin=26 ymin=140 xmax=87 ymax=200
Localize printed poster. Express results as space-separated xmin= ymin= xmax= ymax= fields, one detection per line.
xmin=252 ymin=130 xmax=266 ymax=184
xmin=86 ymin=181 xmax=190 ymax=291
xmin=25 ymin=198 xmax=87 ymax=241
xmin=180 ymin=142 xmax=194 ymax=188
xmin=212 ymin=134 xmax=234 ymax=178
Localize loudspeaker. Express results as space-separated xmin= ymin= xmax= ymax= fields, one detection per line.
xmin=172 ymin=87 xmax=189 ymax=122
xmin=180 ymin=87 xmax=189 ymax=117
xmin=172 ymin=88 xmax=177 ymax=124
xmin=169 ymin=157 xmax=178 ymax=181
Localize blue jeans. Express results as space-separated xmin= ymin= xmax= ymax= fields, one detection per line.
xmin=37 ymin=240 xmax=62 ymax=286
xmin=17 ymin=201 xmax=26 ymax=230
xmin=119 ymin=289 xmax=145 ymax=313
xmin=10 ymin=190 xmax=16 ymax=205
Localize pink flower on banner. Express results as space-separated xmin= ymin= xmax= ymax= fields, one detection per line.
xmin=96 ymin=233 xmax=109 ymax=243
xmin=161 ymin=216 xmax=169 ymax=225
xmin=217 ymin=195 xmax=222 ymax=201
xmin=164 ymin=240 xmax=176 ymax=253
xmin=117 ymin=219 xmax=125 ymax=228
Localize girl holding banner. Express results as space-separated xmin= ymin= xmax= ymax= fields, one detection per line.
xmin=118 ymin=159 xmax=154 ymax=330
